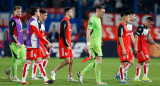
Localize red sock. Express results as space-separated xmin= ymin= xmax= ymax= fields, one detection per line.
xmin=120 ymin=65 xmax=124 ymax=80
xmin=43 ymin=59 xmax=48 ymax=68
xmin=38 ymin=61 xmax=46 ymax=77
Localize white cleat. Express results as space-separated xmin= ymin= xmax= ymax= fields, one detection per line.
xmin=68 ymin=77 xmax=78 ymax=82
xmin=31 ymin=77 xmax=39 ymax=80
xmin=50 ymin=71 xmax=56 ymax=80
xmin=5 ymin=68 xmax=12 ymax=80
xmin=12 ymin=76 xmax=21 ymax=82
xmin=77 ymin=72 xmax=83 ymax=84
xmin=96 ymin=82 xmax=108 ymax=85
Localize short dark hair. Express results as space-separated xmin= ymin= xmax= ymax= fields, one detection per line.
xmin=30 ymin=7 xmax=39 ymax=16
xmin=128 ymin=10 xmax=135 ymax=15
xmin=146 ymin=17 xmax=154 ymax=22
xmin=96 ymin=5 xmax=105 ymax=9
xmin=13 ymin=6 xmax=22 ymax=11
xmin=64 ymin=7 xmax=72 ymax=15
xmin=120 ymin=11 xmax=129 ymax=17
xmin=40 ymin=9 xmax=47 ymax=13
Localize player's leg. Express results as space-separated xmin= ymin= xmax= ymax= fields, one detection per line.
xmin=17 ymin=44 xmax=26 ymax=66
xmin=77 ymin=48 xmax=96 ymax=84
xmin=7 ymin=43 xmax=22 ymax=81
xmin=50 ymin=58 xmax=70 ymax=80
xmin=40 ymin=46 xmax=50 ymax=69
xmin=124 ymin=53 xmax=134 ymax=79
xmin=36 ymin=49 xmax=54 ymax=84
xmin=118 ymin=62 xmax=127 ymax=83
xmin=115 ymin=51 xmax=129 ymax=83
xmin=68 ymin=57 xmax=77 ymax=81
xmin=21 ymin=60 xmax=32 ymax=84
xmin=142 ymin=60 xmax=152 ymax=82
xmin=31 ymin=61 xmax=38 ymax=80
xmin=134 ymin=62 xmax=142 ymax=81
xmin=134 ymin=52 xmax=143 ymax=81
xmin=38 ymin=46 xmax=50 ymax=78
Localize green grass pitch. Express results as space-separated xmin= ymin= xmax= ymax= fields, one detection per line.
xmin=0 ymin=57 xmax=160 ymax=86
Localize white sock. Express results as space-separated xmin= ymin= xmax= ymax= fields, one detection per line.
xmin=135 ymin=65 xmax=142 ymax=80
xmin=143 ymin=63 xmax=149 ymax=78
xmin=31 ymin=61 xmax=37 ymax=78
xmin=119 ymin=65 xmax=125 ymax=81
xmin=22 ymin=62 xmax=31 ymax=83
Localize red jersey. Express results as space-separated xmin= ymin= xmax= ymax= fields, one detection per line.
xmin=117 ymin=22 xmax=130 ymax=52
xmin=38 ymin=20 xmax=45 ymax=46
xmin=126 ymin=23 xmax=133 ymax=47
xmin=59 ymin=17 xmax=72 ymax=48
xmin=135 ymin=24 xmax=149 ymax=51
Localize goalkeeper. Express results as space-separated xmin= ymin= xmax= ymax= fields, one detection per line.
xmin=77 ymin=5 xmax=107 ymax=85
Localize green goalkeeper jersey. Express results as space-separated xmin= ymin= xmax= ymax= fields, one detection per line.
xmin=87 ymin=15 xmax=102 ymax=48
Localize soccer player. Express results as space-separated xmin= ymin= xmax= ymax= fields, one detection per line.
xmin=114 ymin=11 xmax=131 ymax=83
xmin=50 ymin=8 xmax=77 ymax=82
xmin=31 ymin=9 xmax=50 ymax=80
xmin=134 ymin=17 xmax=160 ymax=82
xmin=77 ymin=5 xmax=107 ymax=85
xmin=21 ymin=7 xmax=54 ymax=85
xmin=5 ymin=6 xmax=26 ymax=82
xmin=123 ymin=10 xmax=136 ymax=79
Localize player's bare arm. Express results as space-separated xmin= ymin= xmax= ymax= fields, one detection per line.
xmin=131 ymin=32 xmax=135 ymax=46
xmin=134 ymin=35 xmax=138 ymax=53
xmin=119 ymin=37 xmax=126 ymax=55
xmin=147 ymin=35 xmax=160 ymax=50
xmin=86 ymin=29 xmax=91 ymax=51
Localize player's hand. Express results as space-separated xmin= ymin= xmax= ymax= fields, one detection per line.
xmin=85 ymin=45 xmax=90 ymax=52
xmin=67 ymin=46 xmax=71 ymax=50
xmin=47 ymin=43 xmax=53 ymax=48
xmin=155 ymin=44 xmax=160 ymax=50
xmin=16 ymin=42 xmax=21 ymax=48
xmin=134 ymin=48 xmax=138 ymax=53
xmin=130 ymin=47 xmax=133 ymax=53
xmin=122 ymin=49 xmax=126 ymax=56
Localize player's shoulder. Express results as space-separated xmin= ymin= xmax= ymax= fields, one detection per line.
xmin=9 ymin=19 xmax=16 ymax=23
xmin=30 ymin=20 xmax=38 ymax=26
xmin=138 ymin=24 xmax=145 ymax=28
xmin=89 ymin=15 xmax=96 ymax=21
xmin=118 ymin=24 xmax=124 ymax=28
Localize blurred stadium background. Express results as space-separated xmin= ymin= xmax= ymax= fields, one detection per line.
xmin=0 ymin=0 xmax=160 ymax=58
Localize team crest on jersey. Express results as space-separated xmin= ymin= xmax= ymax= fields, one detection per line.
xmin=145 ymin=55 xmax=149 ymax=58
xmin=46 ymin=51 xmax=49 ymax=55
xmin=98 ymin=51 xmax=101 ymax=54
xmin=65 ymin=52 xmax=68 ymax=56
xmin=142 ymin=29 xmax=149 ymax=36
xmin=34 ymin=54 xmax=37 ymax=57
xmin=90 ymin=22 xmax=93 ymax=25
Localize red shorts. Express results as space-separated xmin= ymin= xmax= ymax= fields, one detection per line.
xmin=137 ymin=47 xmax=150 ymax=63
xmin=128 ymin=51 xmax=134 ymax=60
xmin=118 ymin=51 xmax=129 ymax=62
xmin=26 ymin=48 xmax=42 ymax=60
xmin=40 ymin=45 xmax=49 ymax=58
xmin=59 ymin=47 xmax=73 ymax=58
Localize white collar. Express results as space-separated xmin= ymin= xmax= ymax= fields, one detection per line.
xmin=32 ymin=16 xmax=37 ymax=21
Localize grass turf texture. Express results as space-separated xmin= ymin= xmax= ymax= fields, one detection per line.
xmin=0 ymin=57 xmax=160 ymax=86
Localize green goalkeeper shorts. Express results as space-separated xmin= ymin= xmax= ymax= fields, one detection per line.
xmin=9 ymin=43 xmax=26 ymax=59
xmin=90 ymin=46 xmax=103 ymax=59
